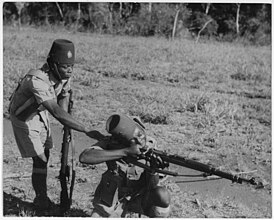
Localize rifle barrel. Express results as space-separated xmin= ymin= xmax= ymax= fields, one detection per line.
xmin=153 ymin=149 xmax=258 ymax=185
xmin=128 ymin=158 xmax=179 ymax=176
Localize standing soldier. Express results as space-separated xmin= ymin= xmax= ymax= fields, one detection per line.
xmin=9 ymin=39 xmax=103 ymax=211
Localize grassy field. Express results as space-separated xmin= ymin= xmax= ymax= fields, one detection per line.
xmin=3 ymin=26 xmax=271 ymax=217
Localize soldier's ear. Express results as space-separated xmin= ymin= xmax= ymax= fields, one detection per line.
xmin=133 ymin=117 xmax=145 ymax=130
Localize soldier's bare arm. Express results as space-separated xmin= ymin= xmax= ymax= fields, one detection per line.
xmin=42 ymin=99 xmax=88 ymax=133
xmin=79 ymin=140 xmax=141 ymax=165
xmin=43 ymin=99 xmax=105 ymax=140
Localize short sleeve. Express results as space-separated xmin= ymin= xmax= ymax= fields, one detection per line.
xmin=31 ymin=76 xmax=56 ymax=104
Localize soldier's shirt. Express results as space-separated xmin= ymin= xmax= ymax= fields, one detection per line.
xmin=9 ymin=63 xmax=71 ymax=157
xmin=10 ymin=63 xmax=71 ymax=128
xmin=32 ymin=65 xmax=71 ymax=128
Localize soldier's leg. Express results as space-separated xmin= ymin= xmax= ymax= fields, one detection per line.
xmin=140 ymin=172 xmax=171 ymax=217
xmin=143 ymin=186 xmax=171 ymax=217
xmin=32 ymin=149 xmax=51 ymax=210
xmin=125 ymin=186 xmax=171 ymax=218
xmin=10 ymin=115 xmax=54 ymax=210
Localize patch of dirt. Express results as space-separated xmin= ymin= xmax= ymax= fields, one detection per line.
xmin=3 ymin=118 xmax=272 ymax=217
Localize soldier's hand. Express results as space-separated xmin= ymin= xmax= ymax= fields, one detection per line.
xmin=125 ymin=139 xmax=141 ymax=157
xmin=150 ymin=153 xmax=166 ymax=169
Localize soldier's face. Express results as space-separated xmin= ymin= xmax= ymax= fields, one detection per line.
xmin=58 ymin=64 xmax=74 ymax=79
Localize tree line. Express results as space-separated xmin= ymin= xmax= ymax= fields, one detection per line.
xmin=3 ymin=2 xmax=271 ymax=45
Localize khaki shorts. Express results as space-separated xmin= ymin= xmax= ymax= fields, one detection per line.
xmin=10 ymin=114 xmax=53 ymax=158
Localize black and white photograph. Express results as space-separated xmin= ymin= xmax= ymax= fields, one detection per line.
xmin=2 ymin=1 xmax=272 ymax=218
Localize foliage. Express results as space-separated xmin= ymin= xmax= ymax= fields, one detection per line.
xmin=124 ymin=9 xmax=154 ymax=36
xmin=186 ymin=11 xmax=218 ymax=38
xmin=3 ymin=2 xmax=271 ymax=45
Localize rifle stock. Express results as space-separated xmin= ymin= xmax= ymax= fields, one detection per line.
xmin=59 ymin=90 xmax=75 ymax=215
xmin=69 ymin=129 xmax=76 ymax=206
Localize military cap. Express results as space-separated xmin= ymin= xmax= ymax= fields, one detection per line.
xmin=48 ymin=39 xmax=75 ymax=64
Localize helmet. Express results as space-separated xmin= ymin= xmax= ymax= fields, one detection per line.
xmin=106 ymin=114 xmax=146 ymax=147
xmin=47 ymin=39 xmax=75 ymax=65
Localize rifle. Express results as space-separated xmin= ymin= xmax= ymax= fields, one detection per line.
xmin=126 ymin=148 xmax=264 ymax=189
xmin=105 ymin=113 xmax=263 ymax=189
xmin=59 ymin=90 xmax=76 ymax=215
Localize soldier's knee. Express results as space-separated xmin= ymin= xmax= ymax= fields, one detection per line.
xmin=150 ymin=186 xmax=170 ymax=207
xmin=147 ymin=205 xmax=170 ymax=218
xmin=32 ymin=153 xmax=48 ymax=169
xmin=144 ymin=186 xmax=171 ymax=217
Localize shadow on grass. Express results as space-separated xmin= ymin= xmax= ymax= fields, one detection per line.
xmin=3 ymin=192 xmax=90 ymax=217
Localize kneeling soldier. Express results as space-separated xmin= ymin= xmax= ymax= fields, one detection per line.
xmin=79 ymin=114 xmax=171 ymax=218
